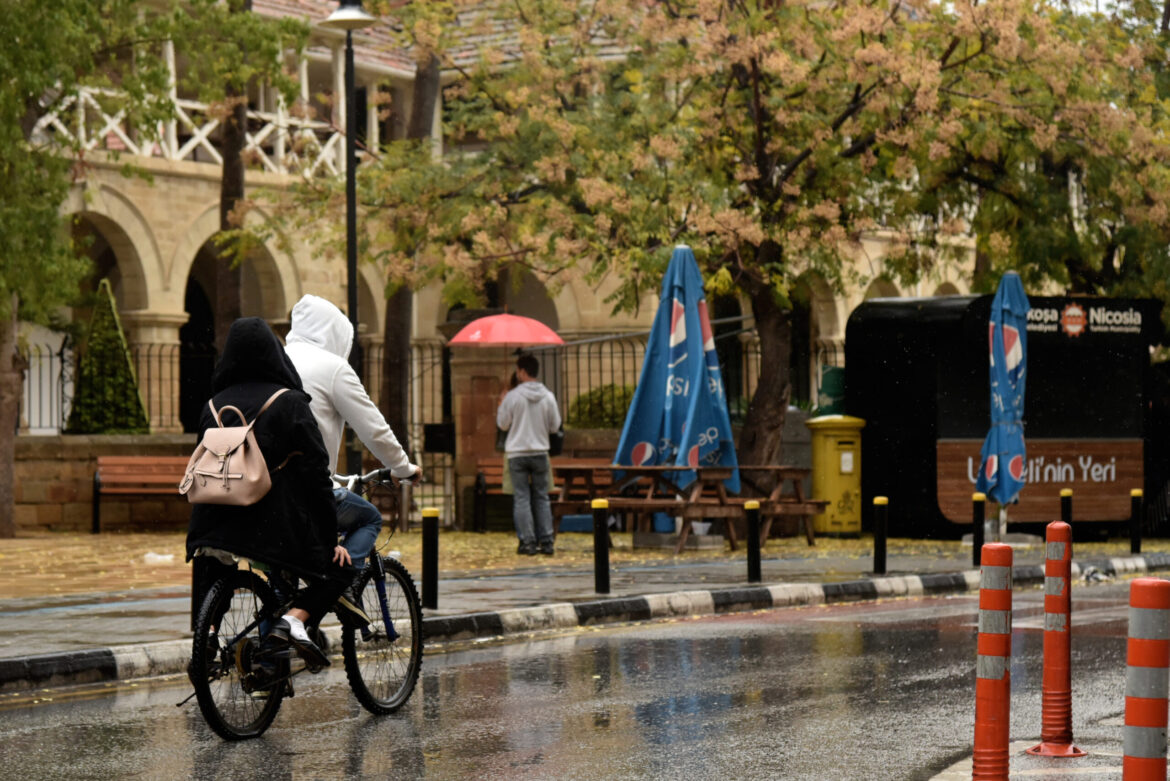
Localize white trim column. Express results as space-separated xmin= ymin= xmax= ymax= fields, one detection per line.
xmin=118 ymin=311 xmax=189 ymax=434
xmin=332 ymin=44 xmax=346 ymax=173
xmin=163 ymin=40 xmax=178 ymax=158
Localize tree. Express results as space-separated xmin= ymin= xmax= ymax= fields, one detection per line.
xmin=65 ymin=280 xmax=150 ymax=434
xmin=0 ymin=0 xmax=176 ymax=536
xmin=276 ymin=1 xmax=1170 ymax=472
xmin=0 ymin=1 xmax=306 ymax=536
xmin=383 ymin=52 xmax=442 ymax=456
xmin=167 ymin=1 xmax=308 ymax=353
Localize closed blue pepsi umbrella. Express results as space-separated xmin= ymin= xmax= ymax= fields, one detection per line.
xmin=615 ymin=246 xmax=739 ymax=492
xmin=975 ymin=271 xmax=1030 ymax=509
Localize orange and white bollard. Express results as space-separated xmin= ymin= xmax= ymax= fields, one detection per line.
xmin=1124 ymin=577 xmax=1170 ymax=780
xmin=974 ymin=543 xmax=1013 ymax=780
xmin=1027 ymin=521 xmax=1085 ymax=757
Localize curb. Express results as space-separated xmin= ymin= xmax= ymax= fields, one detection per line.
xmin=4 ymin=553 xmax=1169 ymax=694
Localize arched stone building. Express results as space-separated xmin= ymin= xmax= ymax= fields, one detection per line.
xmin=16 ymin=2 xmax=975 ymax=530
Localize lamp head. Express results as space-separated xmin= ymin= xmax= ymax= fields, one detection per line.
xmin=321 ymin=0 xmax=376 ymax=31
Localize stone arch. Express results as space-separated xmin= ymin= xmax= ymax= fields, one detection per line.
xmin=172 ymin=204 xmax=300 ymax=329
xmin=799 ymin=273 xmax=840 ymax=343
xmin=933 ymin=281 xmax=962 ymax=296
xmin=794 ymin=272 xmax=844 ymax=401
xmin=62 ymin=183 xmax=163 ymax=312
xmin=357 ymin=263 xmax=385 ymax=338
xmin=550 ymin=279 xmax=584 ymax=334
xmin=500 ymin=268 xmax=559 ymax=331
xmin=864 ymin=278 xmax=900 ymax=299
xmin=710 ymin=292 xmax=747 ymax=412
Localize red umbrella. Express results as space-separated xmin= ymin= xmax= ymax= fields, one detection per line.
xmin=447 ymin=313 xmax=563 ymax=347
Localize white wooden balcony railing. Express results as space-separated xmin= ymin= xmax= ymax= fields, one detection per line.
xmin=31 ymin=86 xmax=345 ymax=178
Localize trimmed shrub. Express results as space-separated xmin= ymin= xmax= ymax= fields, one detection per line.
xmin=566 ymin=383 xmax=635 ymax=429
xmin=65 ymin=279 xmax=150 ymax=434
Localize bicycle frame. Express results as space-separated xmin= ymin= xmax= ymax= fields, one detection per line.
xmin=333 ymin=467 xmax=413 ymax=641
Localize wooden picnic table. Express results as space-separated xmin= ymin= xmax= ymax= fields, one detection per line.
xmin=550 ymin=462 xmax=825 ymax=553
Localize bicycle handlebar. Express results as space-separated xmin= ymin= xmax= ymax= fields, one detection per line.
xmin=332 ymin=468 xmax=421 ymax=493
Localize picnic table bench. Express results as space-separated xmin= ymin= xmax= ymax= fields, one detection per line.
xmin=552 ymin=463 xmax=827 ymax=553
xmin=92 ymin=455 xmax=190 ymax=533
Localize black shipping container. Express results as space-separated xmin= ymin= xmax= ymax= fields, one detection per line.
xmin=845 ymin=295 xmax=1163 ymax=537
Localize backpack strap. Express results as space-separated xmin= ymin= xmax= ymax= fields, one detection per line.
xmin=208 ymin=388 xmax=291 ymax=429
xmin=254 ymin=388 xmax=290 ymax=420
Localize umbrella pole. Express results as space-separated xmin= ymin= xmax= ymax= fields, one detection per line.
xmin=983 ymin=504 xmax=1001 ymax=543
xmin=997 ymin=506 xmax=1008 ymax=542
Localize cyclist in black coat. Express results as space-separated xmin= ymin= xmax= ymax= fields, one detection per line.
xmin=185 ymin=317 xmax=353 ymax=666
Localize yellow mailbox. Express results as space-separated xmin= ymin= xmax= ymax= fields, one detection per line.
xmin=805 ymin=414 xmax=866 ymax=536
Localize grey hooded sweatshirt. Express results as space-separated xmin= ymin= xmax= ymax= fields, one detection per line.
xmin=496 ymin=381 xmax=562 ymax=456
xmin=284 ymin=294 xmax=417 ymax=478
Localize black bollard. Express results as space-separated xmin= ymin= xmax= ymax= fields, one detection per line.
xmin=746 ymin=500 xmax=761 ymax=583
xmin=972 ymin=492 xmax=985 ymax=568
xmin=592 ymin=499 xmax=610 ymax=594
xmin=421 ymin=507 xmax=439 ymax=609
xmin=873 ymin=496 xmax=888 ymax=575
xmin=1131 ymin=489 xmax=1144 ymax=555
xmin=473 ymin=472 xmax=487 ymax=533
xmin=1060 ymin=488 xmax=1072 ymax=525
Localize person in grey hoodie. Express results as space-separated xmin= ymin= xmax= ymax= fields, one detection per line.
xmin=496 ymin=354 xmax=562 ymax=555
xmin=284 ymin=295 xmax=421 ymax=613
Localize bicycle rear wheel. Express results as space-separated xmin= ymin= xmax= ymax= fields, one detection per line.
xmin=191 ymin=569 xmax=286 ymax=740
xmin=342 ymin=556 xmax=423 ymax=714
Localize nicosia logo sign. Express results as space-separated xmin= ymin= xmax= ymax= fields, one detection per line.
xmin=1060 ymin=303 xmax=1086 ymax=337
xmin=1028 ymin=302 xmax=1142 ymax=336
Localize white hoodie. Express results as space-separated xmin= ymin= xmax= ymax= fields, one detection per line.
xmin=284 ymin=294 xmax=417 ymax=478
xmin=496 ymin=381 xmax=562 ymax=455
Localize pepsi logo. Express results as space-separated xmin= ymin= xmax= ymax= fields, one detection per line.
xmin=687 ymin=444 xmax=700 ymax=468
xmin=697 ymin=299 xmax=715 ymax=352
xmin=1009 ymin=455 xmax=1024 ymax=481
xmin=630 ymin=441 xmax=656 ymax=466
xmin=1061 ymin=303 xmax=1086 ymax=337
xmin=1003 ymin=325 xmax=1021 ymax=371
xmin=984 ymin=455 xmax=998 ymax=480
xmin=988 ymin=324 xmax=1022 ymax=371
xmin=669 ymin=299 xmax=687 ymax=347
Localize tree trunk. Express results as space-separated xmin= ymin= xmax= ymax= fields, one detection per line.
xmin=380 ymin=53 xmax=440 ymax=453
xmin=406 ymin=54 xmax=441 ymax=142
xmin=0 ymin=296 xmax=21 ymax=537
xmin=382 ymin=285 xmax=412 ymax=456
xmin=737 ymin=271 xmax=792 ymax=479
xmin=214 ymin=91 xmax=246 ymax=354
xmin=213 ymin=0 xmax=252 ymax=354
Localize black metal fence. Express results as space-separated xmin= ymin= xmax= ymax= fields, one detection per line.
xmin=527 ymin=322 xmax=831 ymax=426
xmin=20 ymin=341 xmax=217 ymax=434
xmin=362 ymin=341 xmax=454 ymax=526
xmin=20 ymin=341 xmax=73 ymax=433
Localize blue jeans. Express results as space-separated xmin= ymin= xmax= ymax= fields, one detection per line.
xmin=335 ymin=488 xmax=382 ymax=570
xmin=508 ymin=454 xmax=553 ymax=545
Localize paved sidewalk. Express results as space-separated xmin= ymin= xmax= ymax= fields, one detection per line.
xmin=3 ymin=530 xmax=1170 ymax=695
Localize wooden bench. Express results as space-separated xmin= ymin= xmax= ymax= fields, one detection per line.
xmin=474 ymin=455 xmax=600 ymax=533
xmin=92 ymin=456 xmax=190 ymax=533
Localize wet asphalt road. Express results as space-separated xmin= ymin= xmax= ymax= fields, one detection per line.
xmin=0 ymin=580 xmax=1137 ymax=780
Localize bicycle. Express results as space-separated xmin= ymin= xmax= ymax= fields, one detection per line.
xmin=183 ymin=468 xmax=424 ymax=740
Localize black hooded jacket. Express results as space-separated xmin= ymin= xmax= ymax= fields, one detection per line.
xmin=185 ymin=318 xmax=337 ymax=578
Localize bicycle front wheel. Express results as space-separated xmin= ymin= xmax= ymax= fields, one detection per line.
xmin=191 ymin=569 xmax=285 ymax=740
xmin=342 ymin=556 xmax=423 ymax=714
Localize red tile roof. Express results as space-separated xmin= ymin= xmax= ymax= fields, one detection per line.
xmin=254 ymin=0 xmax=416 ymax=76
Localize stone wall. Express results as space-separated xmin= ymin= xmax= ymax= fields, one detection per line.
xmin=14 ymin=434 xmax=196 ymax=533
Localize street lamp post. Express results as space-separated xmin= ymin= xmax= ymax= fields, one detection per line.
xmin=322 ymin=0 xmax=376 ymax=474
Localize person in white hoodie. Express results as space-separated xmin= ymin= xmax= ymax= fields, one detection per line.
xmin=284 ymin=295 xmax=421 ymax=608
xmin=496 ymin=354 xmax=562 ymax=555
